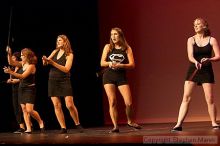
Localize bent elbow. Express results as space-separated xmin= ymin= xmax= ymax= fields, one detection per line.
xmin=19 ymin=76 xmax=24 ymax=80
xmin=130 ymin=63 xmax=135 ymax=69
xmin=64 ymin=69 xmax=70 ymax=73
xmin=100 ymin=61 xmax=105 ymax=67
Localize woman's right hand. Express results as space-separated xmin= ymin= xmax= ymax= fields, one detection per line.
xmin=42 ymin=55 xmax=48 ymax=66
xmin=6 ymin=46 xmax=12 ymax=55
xmin=195 ymin=61 xmax=202 ymax=69
xmin=6 ymin=78 xmax=12 ymax=84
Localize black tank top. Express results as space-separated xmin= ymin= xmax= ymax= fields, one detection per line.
xmin=19 ymin=70 xmax=35 ymax=88
xmin=193 ymin=37 xmax=212 ymax=66
xmin=49 ymin=50 xmax=70 ymax=79
xmin=107 ymin=48 xmax=128 ymax=71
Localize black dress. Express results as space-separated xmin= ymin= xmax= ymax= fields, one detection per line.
xmin=185 ymin=37 xmax=214 ymax=85
xmin=48 ymin=51 xmax=73 ymax=97
xmin=18 ymin=71 xmax=36 ymax=104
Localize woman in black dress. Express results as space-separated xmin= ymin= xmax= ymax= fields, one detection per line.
xmin=42 ymin=34 xmax=82 ymax=134
xmin=4 ymin=47 xmax=45 ymax=133
xmin=172 ymin=18 xmax=220 ymax=132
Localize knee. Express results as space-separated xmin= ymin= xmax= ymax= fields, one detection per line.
xmin=182 ymin=95 xmax=191 ymax=103
xmin=66 ymin=103 xmax=74 ymax=110
xmin=53 ymin=103 xmax=62 ymax=110
xmin=109 ymin=100 xmax=117 ymax=108
xmin=125 ymin=104 xmax=132 ymax=109
xmin=26 ymin=109 xmax=33 ymax=114
xmin=206 ymin=96 xmax=214 ymax=105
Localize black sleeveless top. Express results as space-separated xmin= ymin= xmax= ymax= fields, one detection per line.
xmin=19 ymin=68 xmax=35 ymax=88
xmin=49 ymin=50 xmax=70 ymax=79
xmin=107 ymin=48 xmax=128 ymax=72
xmin=185 ymin=37 xmax=214 ymax=84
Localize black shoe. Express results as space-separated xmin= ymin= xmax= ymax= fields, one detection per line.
xmin=31 ymin=126 xmax=34 ymax=132
xmin=59 ymin=128 xmax=67 ymax=134
xmin=212 ymin=125 xmax=220 ymax=130
xmin=40 ymin=121 xmax=45 ymax=133
xmin=127 ymin=123 xmax=142 ymax=129
xmin=76 ymin=124 xmax=84 ymax=133
xmin=171 ymin=127 xmax=182 ymax=132
xmin=40 ymin=127 xmax=45 ymax=133
xmin=109 ymin=128 xmax=119 ymax=133
xmin=13 ymin=128 xmax=25 ymax=134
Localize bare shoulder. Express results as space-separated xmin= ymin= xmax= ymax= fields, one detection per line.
xmin=104 ymin=44 xmax=110 ymax=48
xmin=104 ymin=44 xmax=110 ymax=51
xmin=126 ymin=46 xmax=132 ymax=53
xmin=66 ymin=53 xmax=73 ymax=59
xmin=28 ymin=64 xmax=36 ymax=70
xmin=187 ymin=36 xmax=194 ymax=42
xmin=187 ymin=36 xmax=195 ymax=44
xmin=210 ymin=37 xmax=217 ymax=43
xmin=51 ymin=49 xmax=58 ymax=55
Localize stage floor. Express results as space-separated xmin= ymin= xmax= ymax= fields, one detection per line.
xmin=0 ymin=122 xmax=219 ymax=145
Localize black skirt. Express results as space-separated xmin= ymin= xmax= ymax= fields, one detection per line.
xmin=48 ymin=78 xmax=73 ymax=97
xmin=18 ymin=85 xmax=36 ymax=104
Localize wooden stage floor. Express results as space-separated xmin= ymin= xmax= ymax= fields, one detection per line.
xmin=0 ymin=122 xmax=219 ymax=145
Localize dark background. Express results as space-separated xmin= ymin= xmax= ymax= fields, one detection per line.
xmin=0 ymin=0 xmax=104 ymax=132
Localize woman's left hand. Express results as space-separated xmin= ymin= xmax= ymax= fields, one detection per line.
xmin=3 ymin=66 xmax=12 ymax=74
xmin=200 ymin=58 xmax=210 ymax=64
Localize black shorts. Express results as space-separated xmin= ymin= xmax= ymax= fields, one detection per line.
xmin=185 ymin=64 xmax=214 ymax=85
xmin=102 ymin=69 xmax=128 ymax=86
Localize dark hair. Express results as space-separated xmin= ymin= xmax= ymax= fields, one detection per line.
xmin=21 ymin=48 xmax=37 ymax=64
xmin=109 ymin=27 xmax=130 ymax=52
xmin=12 ymin=52 xmax=21 ymax=61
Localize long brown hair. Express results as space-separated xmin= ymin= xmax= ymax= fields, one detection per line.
xmin=56 ymin=34 xmax=73 ymax=55
xmin=21 ymin=48 xmax=37 ymax=64
xmin=109 ymin=27 xmax=129 ymax=52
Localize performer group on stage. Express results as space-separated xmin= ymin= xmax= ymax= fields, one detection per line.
xmin=3 ymin=28 xmax=141 ymax=134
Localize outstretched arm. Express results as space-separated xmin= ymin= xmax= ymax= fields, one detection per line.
xmin=6 ymin=46 xmax=22 ymax=67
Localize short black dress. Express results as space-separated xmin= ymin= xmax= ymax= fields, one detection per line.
xmin=48 ymin=51 xmax=73 ymax=97
xmin=18 ymin=72 xmax=36 ymax=104
xmin=185 ymin=37 xmax=214 ymax=85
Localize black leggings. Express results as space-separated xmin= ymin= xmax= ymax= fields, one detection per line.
xmin=12 ymin=85 xmax=24 ymax=124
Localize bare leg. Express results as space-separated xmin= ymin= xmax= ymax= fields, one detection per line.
xmin=104 ymin=84 xmax=118 ymax=130
xmin=173 ymin=81 xmax=196 ymax=128
xmin=202 ymin=83 xmax=219 ymax=127
xmin=65 ymin=96 xmax=80 ymax=125
xmin=25 ymin=103 xmax=44 ymax=129
xmin=51 ymin=97 xmax=66 ymax=129
xmin=118 ymin=85 xmax=141 ymax=129
xmin=21 ymin=104 xmax=32 ymax=132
